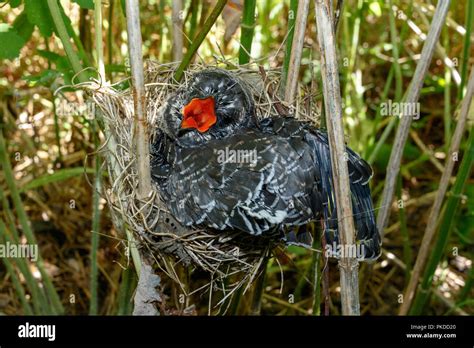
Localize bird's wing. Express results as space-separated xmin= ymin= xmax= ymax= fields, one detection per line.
xmin=260 ymin=117 xmax=381 ymax=260
xmin=161 ymin=130 xmax=316 ymax=237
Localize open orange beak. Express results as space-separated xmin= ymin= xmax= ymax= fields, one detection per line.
xmin=181 ymin=97 xmax=217 ymax=133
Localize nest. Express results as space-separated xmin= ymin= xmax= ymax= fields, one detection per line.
xmin=88 ymin=61 xmax=320 ymax=307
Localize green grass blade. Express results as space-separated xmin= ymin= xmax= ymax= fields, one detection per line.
xmin=89 ymin=128 xmax=102 ymax=315
xmin=51 ymin=95 xmax=62 ymax=163
xmin=368 ymin=117 xmax=398 ymax=165
xmin=458 ymin=0 xmax=473 ymax=100
xmin=228 ymin=285 xmax=245 ymax=315
xmin=311 ymin=226 xmax=322 ymax=316
xmin=187 ymin=0 xmax=199 ymax=45
xmin=443 ymin=27 xmax=452 ymax=146
xmin=117 ymin=266 xmax=136 ymax=315
xmin=89 ymin=0 xmax=105 ymax=315
xmin=0 ymin=223 xmax=33 ymax=315
xmin=281 ymin=0 xmax=298 ymax=90
xmin=0 ymin=216 xmax=48 ymax=314
xmin=174 ymin=0 xmax=227 ymax=81
xmin=107 ymin=0 xmax=115 ymax=71
xmin=239 ymin=0 xmax=257 ymax=65
xmin=0 ymin=129 xmax=64 ymax=314
xmin=410 ymin=127 xmax=474 ymax=314
xmin=47 ymin=0 xmax=87 ymax=83
xmin=19 ymin=167 xmax=95 ymax=192
xmin=364 ymin=65 xmax=394 ymax=159
xmin=249 ymin=257 xmax=268 ymax=315
xmin=387 ymin=0 xmax=403 ymax=101
xmin=0 ymin=189 xmax=49 ymax=314
xmin=458 ymin=262 xmax=474 ymax=303
xmin=396 ymin=174 xmax=412 ymax=282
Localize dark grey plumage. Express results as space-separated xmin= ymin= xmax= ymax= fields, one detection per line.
xmin=151 ymin=69 xmax=381 ymax=260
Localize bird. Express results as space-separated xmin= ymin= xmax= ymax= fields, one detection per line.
xmin=150 ymin=68 xmax=381 ymax=260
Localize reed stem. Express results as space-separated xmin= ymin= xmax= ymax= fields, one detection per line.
xmin=239 ymin=0 xmax=257 ymax=65
xmin=174 ymin=0 xmax=227 ymax=81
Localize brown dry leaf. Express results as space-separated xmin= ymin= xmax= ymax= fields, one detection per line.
xmin=221 ymin=0 xmax=243 ymax=44
xmin=133 ymin=262 xmax=162 ymax=316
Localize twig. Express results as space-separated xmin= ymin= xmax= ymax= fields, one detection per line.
xmin=172 ymin=0 xmax=184 ymax=61
xmin=124 ymin=0 xmax=151 ymax=282
xmin=258 ymin=66 xmax=289 ymax=115
xmin=262 ymin=294 xmax=308 ymax=315
xmin=284 ymin=0 xmax=310 ymax=105
xmin=314 ymin=0 xmax=359 ymax=315
xmin=281 ymin=0 xmax=299 ymax=89
xmin=125 ymin=0 xmax=152 ymax=200
xmin=408 ymin=5 xmax=461 ymax=86
xmin=376 ymin=0 xmax=451 ymax=236
xmin=409 ymin=130 xmax=445 ymax=174
xmin=399 ymin=66 xmax=474 ymax=315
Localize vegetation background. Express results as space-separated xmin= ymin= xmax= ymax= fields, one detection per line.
xmin=0 ymin=0 xmax=473 ymax=315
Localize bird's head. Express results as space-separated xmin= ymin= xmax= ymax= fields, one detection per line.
xmin=158 ymin=69 xmax=256 ymax=147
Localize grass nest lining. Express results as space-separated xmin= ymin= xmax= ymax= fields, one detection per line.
xmin=89 ymin=61 xmax=320 ymax=304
